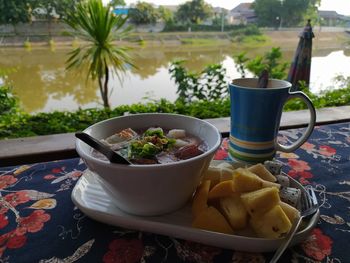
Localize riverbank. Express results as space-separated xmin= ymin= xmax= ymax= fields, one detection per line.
xmin=1 ymin=26 xmax=350 ymax=115
xmin=1 ymin=29 xmax=349 ymax=51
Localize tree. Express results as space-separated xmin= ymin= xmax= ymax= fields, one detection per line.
xmin=31 ymin=0 xmax=82 ymax=20
xmin=253 ymin=0 xmax=319 ymax=27
xmin=0 ymin=0 xmax=31 ymax=27
xmin=158 ymin=6 xmax=174 ymax=25
xmin=302 ymin=0 xmax=321 ymax=26
xmin=129 ymin=2 xmax=159 ymax=25
xmin=175 ymin=0 xmax=213 ymax=24
xmin=252 ymin=0 xmax=281 ymax=28
xmin=281 ymin=0 xmax=310 ymax=27
xmin=31 ymin=0 xmax=81 ymax=36
xmin=65 ymin=0 xmax=134 ymax=108
xmin=109 ymin=0 xmax=126 ymax=7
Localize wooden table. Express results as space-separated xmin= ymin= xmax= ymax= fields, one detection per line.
xmin=1 ymin=121 xmax=349 ymax=262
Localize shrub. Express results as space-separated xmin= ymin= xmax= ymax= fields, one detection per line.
xmin=169 ymin=60 xmax=229 ymax=103
xmin=1 ymin=83 xmax=350 ymax=139
xmin=0 ymin=84 xmax=31 ymax=138
xmin=234 ymin=47 xmax=288 ymax=79
xmin=228 ymin=24 xmax=261 ymax=37
xmin=0 ymin=85 xmax=20 ymax=115
xmin=0 ymin=99 xmax=230 ymax=139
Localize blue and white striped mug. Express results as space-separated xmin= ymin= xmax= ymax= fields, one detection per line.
xmin=229 ymin=78 xmax=316 ymax=163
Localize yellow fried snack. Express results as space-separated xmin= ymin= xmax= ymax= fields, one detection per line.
xmin=250 ymin=205 xmax=292 ymax=239
xmin=208 ymin=180 xmax=235 ymax=200
xmin=192 ymin=206 xmax=234 ymax=235
xmin=240 ymin=187 xmax=280 ymax=216
xmin=202 ymin=167 xmax=221 ymax=189
xmin=248 ymin=163 xmax=276 ymax=182
xmin=191 ymin=162 xmax=300 ymax=240
xmin=279 ymin=201 xmax=301 ymax=223
xmin=261 ymin=180 xmax=281 ymax=189
xmin=216 ymin=161 xmax=235 ymax=171
xmin=232 ymin=168 xmax=264 ymax=192
xmin=219 ymin=194 xmax=248 ymax=230
xmin=192 ymin=180 xmax=211 ymax=218
xmin=220 ymin=167 xmax=234 ymax=182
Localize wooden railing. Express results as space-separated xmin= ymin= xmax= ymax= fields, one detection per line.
xmin=1 ymin=106 xmax=349 ymax=167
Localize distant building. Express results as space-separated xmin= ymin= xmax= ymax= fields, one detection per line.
xmin=318 ymin=10 xmax=350 ymax=26
xmin=228 ymin=3 xmax=257 ymax=25
xmin=113 ymin=8 xmax=129 ymax=16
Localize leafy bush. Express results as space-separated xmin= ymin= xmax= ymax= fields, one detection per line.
xmin=234 ymin=47 xmax=288 ymax=79
xmin=1 ymin=86 xmax=350 ymax=139
xmin=0 ymin=99 xmax=229 ymax=139
xmin=240 ymin=24 xmax=261 ymax=36
xmin=0 ymin=85 xmax=20 ymax=115
xmin=169 ymin=60 xmax=228 ymax=103
xmin=228 ymin=24 xmax=261 ymax=37
xmin=0 ymin=84 xmax=31 ymax=138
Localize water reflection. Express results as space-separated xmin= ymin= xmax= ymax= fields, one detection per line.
xmin=0 ymin=48 xmax=99 ymax=112
xmin=310 ymin=50 xmax=350 ymax=93
xmin=0 ymin=46 xmax=349 ymax=114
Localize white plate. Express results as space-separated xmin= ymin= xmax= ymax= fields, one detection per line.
xmin=71 ymin=166 xmax=319 ymax=253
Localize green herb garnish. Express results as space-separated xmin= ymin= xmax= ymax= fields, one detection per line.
xmin=128 ymin=128 xmax=176 ymax=159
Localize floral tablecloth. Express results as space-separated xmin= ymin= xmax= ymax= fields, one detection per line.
xmin=1 ymin=122 xmax=350 ymax=263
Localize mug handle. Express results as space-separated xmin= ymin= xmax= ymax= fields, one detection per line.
xmin=275 ymin=91 xmax=316 ymax=153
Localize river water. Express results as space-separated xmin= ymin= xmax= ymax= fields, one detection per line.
xmin=0 ymin=45 xmax=349 ymax=114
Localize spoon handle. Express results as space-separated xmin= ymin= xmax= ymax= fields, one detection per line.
xmin=75 ymin=132 xmax=130 ymax=165
xmin=258 ymin=69 xmax=269 ymax=88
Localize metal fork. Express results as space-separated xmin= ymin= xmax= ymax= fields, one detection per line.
xmin=270 ymin=186 xmax=319 ymax=263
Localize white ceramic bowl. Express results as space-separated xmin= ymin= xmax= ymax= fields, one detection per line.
xmin=75 ymin=113 xmax=221 ymax=216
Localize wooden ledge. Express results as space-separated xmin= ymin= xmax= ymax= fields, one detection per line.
xmin=207 ymin=105 xmax=350 ymax=137
xmin=0 ymin=133 xmax=77 ymax=167
xmin=1 ymin=106 xmax=349 ymax=167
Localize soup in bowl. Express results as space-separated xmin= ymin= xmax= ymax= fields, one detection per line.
xmin=75 ymin=113 xmax=221 ymax=216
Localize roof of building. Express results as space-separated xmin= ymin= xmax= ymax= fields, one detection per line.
xmin=318 ymin=10 xmax=339 ymax=18
xmin=231 ymin=2 xmax=253 ymax=12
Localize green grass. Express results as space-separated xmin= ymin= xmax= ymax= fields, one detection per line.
xmin=232 ymin=35 xmax=271 ymax=48
xmin=180 ymin=38 xmax=222 ymax=46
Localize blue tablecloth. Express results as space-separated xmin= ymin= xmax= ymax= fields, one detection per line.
xmin=1 ymin=122 xmax=349 ymax=262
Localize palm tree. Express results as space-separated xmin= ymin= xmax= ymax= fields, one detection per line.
xmin=65 ymin=0 xmax=133 ymax=108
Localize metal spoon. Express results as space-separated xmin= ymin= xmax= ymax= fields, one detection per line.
xmin=75 ymin=132 xmax=131 ymax=165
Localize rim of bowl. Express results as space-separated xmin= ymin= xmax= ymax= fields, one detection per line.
xmin=76 ymin=113 xmax=222 ymax=168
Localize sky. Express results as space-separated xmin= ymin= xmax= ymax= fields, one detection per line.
xmin=119 ymin=0 xmax=350 ymax=16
